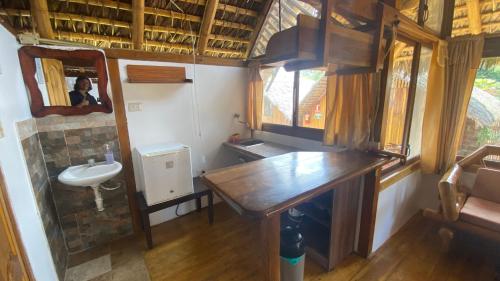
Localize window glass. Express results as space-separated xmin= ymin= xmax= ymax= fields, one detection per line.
xmin=298 ymin=69 xmax=326 ymax=129
xmin=459 ymin=58 xmax=500 ymax=157
xmin=383 ymin=41 xmax=415 ymax=154
xmin=423 ymin=0 xmax=444 ymax=33
xmin=261 ymin=67 xmax=294 ymax=126
xmin=408 ymin=46 xmax=432 ymax=159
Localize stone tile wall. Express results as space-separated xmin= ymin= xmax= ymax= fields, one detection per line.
xmin=17 ymin=119 xmax=68 ymax=280
xmin=36 ymin=115 xmax=133 ymax=254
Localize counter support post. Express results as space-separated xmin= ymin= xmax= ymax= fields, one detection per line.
xmin=357 ymin=168 xmax=381 ymax=257
xmin=259 ymin=215 xmax=281 ymax=281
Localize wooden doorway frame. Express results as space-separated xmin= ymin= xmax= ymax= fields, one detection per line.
xmin=0 ymin=167 xmax=34 ymax=280
xmin=107 ymin=58 xmax=141 ymax=233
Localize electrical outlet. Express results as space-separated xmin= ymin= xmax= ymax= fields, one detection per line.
xmin=128 ymin=102 xmax=143 ymax=112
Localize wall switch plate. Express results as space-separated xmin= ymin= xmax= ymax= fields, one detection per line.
xmin=128 ymin=102 xmax=143 ymax=112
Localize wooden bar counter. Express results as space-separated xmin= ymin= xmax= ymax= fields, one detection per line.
xmin=202 ymin=150 xmax=389 ymax=281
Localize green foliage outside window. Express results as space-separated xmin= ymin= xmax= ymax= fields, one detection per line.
xmin=477 ymin=126 xmax=500 ymax=146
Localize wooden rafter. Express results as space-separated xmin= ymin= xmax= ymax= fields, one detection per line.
xmin=246 ymin=0 xmax=273 ymax=58
xmin=0 ymin=9 xmax=250 ymax=45
xmin=29 ymin=0 xmax=54 ymax=39
xmin=55 ymin=0 xmax=255 ymax=30
xmin=198 ymin=0 xmax=219 ymax=55
xmin=132 ymin=0 xmax=145 ymax=49
xmin=454 ymin=22 xmax=497 ymax=34
xmin=55 ymin=0 xmax=258 ymax=19
xmin=466 ymin=0 xmax=482 ymax=35
xmin=54 ymin=31 xmax=245 ymax=57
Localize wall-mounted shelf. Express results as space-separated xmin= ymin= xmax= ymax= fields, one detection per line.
xmin=126 ymin=65 xmax=192 ymax=83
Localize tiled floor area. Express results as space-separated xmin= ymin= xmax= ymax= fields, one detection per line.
xmin=66 ymin=233 xmax=151 ymax=281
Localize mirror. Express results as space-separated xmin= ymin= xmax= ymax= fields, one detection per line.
xmin=18 ymin=46 xmax=113 ymax=117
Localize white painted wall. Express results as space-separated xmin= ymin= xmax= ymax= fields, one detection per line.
xmin=0 ymin=26 xmax=59 ymax=281
xmin=118 ymin=59 xmax=249 ymax=225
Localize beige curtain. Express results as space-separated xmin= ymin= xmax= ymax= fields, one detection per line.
xmin=247 ymin=66 xmax=263 ymax=130
xmin=421 ymin=40 xmax=448 ymax=173
xmin=323 ymin=73 xmax=379 ymax=150
xmin=421 ymin=35 xmax=484 ymax=173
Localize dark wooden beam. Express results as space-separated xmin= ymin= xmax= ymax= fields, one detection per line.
xmin=104 ymin=48 xmax=247 ymax=67
xmin=198 ymin=0 xmax=219 ymax=55
xmin=440 ymin=0 xmax=455 ymax=38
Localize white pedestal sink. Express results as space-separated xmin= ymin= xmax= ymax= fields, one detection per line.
xmin=58 ymin=161 xmax=122 ymax=211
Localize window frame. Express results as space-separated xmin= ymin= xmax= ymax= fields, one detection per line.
xmin=261 ymin=69 xmax=326 ymax=141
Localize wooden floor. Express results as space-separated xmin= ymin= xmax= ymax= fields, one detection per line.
xmin=70 ymin=202 xmax=500 ymax=281
xmin=141 ymin=203 xmax=500 ymax=281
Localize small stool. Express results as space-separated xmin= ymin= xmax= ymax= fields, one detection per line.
xmin=136 ymin=179 xmax=214 ymax=249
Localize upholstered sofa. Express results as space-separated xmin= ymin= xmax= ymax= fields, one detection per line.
xmin=424 ymin=145 xmax=500 ymax=249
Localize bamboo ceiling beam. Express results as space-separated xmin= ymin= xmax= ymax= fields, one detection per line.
xmin=454 ymin=1 xmax=495 ymax=13
xmin=57 ymin=0 xmax=257 ymax=26
xmin=453 ymin=10 xmax=500 ymax=26
xmin=198 ymin=0 xmax=219 ymax=55
xmin=56 ymin=0 xmax=258 ymax=18
xmin=0 ymin=8 xmax=254 ymax=32
xmin=245 ymin=0 xmax=272 ymax=58
xmin=466 ymin=0 xmax=482 ymax=35
xmin=218 ymin=3 xmax=258 ymax=17
xmin=55 ymin=31 xmax=245 ymax=56
xmin=0 ymin=9 xmax=250 ymax=44
xmin=132 ymin=0 xmax=144 ymax=49
xmin=29 ymin=0 xmax=54 ymax=39
xmin=104 ymin=48 xmax=246 ymax=67
xmin=454 ymin=22 xmax=498 ymax=34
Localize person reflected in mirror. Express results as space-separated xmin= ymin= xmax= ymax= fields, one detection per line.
xmin=70 ymin=76 xmax=98 ymax=107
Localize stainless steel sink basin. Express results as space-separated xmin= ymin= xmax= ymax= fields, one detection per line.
xmin=239 ymin=139 xmax=264 ymax=147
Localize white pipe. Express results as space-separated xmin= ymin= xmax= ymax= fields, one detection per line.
xmin=91 ymin=185 xmax=104 ymax=211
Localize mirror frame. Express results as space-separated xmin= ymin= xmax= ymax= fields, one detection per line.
xmin=18 ymin=46 xmax=113 ymax=117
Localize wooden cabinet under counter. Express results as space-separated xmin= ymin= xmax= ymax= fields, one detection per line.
xmin=209 ymin=147 xmax=391 ymax=278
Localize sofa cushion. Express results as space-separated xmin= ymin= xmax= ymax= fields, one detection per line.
xmin=460 ymin=196 xmax=500 ymax=233
xmin=471 ymin=168 xmax=500 ymax=203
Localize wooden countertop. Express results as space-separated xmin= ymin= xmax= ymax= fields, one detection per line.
xmin=223 ymin=141 xmax=297 ymax=159
xmin=202 ymin=150 xmax=389 ymax=218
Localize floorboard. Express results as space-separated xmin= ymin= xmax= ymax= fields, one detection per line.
xmin=70 ymin=203 xmax=500 ymax=281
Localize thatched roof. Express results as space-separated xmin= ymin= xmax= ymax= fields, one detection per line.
xmin=0 ymin=0 xmax=271 ymax=59
xmin=1 ymin=0 xmax=499 ymax=61
xmin=453 ymin=0 xmax=500 ymax=37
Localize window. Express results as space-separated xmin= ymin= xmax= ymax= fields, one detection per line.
xmin=459 ymin=58 xmax=500 ymax=157
xmin=261 ymin=67 xmax=326 ymax=140
xmin=381 ymin=39 xmax=432 ymax=171
xmin=382 ymin=40 xmax=415 ymax=155
xmin=262 ymin=67 xmax=294 ymax=126
xmin=298 ymin=69 xmax=327 ymax=129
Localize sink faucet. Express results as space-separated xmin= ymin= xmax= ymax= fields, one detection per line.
xmin=88 ymin=158 xmax=96 ymax=167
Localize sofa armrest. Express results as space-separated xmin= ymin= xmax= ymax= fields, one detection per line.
xmin=438 ymin=164 xmax=464 ymax=221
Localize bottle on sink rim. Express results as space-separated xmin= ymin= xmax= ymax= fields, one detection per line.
xmin=104 ymin=143 xmax=114 ymax=164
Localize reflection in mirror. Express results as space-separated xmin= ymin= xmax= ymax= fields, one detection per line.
xmin=18 ymin=46 xmax=112 ymax=117
xmin=34 ymin=58 xmax=102 ymax=107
